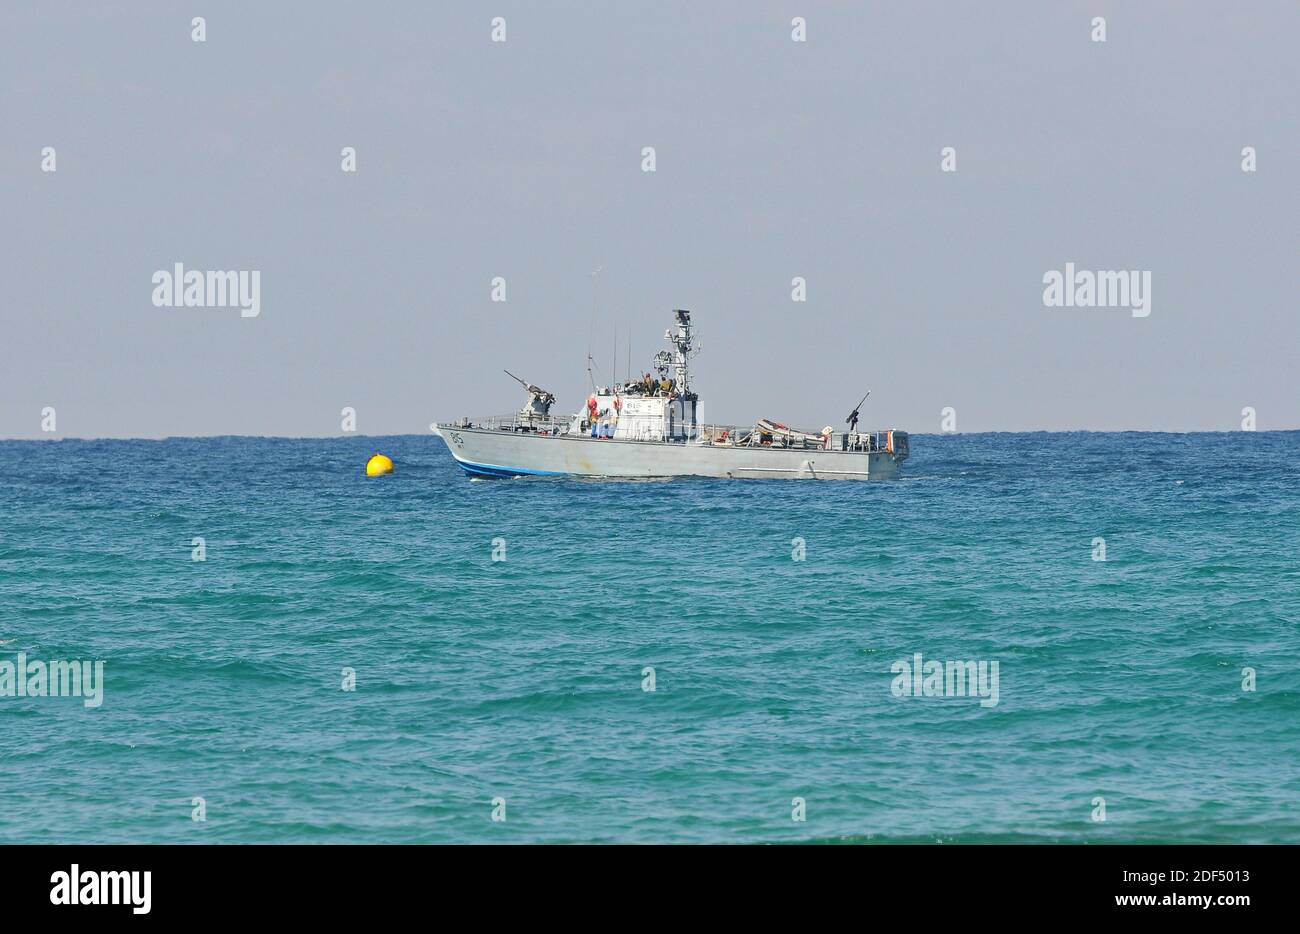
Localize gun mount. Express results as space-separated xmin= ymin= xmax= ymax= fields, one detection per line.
xmin=504 ymin=369 xmax=556 ymax=427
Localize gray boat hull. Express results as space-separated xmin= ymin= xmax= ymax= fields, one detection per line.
xmin=434 ymin=425 xmax=905 ymax=480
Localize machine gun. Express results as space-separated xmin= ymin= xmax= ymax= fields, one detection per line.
xmin=505 ymin=370 xmax=556 ymax=426
xmin=845 ymin=390 xmax=870 ymax=432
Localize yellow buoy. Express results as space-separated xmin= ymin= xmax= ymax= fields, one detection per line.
xmin=365 ymin=453 xmax=394 ymax=476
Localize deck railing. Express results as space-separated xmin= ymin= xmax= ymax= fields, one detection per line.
xmin=696 ymin=425 xmax=894 ymax=453
xmin=446 ymin=413 xmax=574 ymax=434
xmin=444 ymin=414 xmax=902 ymax=454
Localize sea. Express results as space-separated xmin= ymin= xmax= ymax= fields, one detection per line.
xmin=2 ymin=431 xmax=1298 ymax=843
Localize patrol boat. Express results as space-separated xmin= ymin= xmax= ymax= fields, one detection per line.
xmin=433 ymin=309 xmax=909 ymax=480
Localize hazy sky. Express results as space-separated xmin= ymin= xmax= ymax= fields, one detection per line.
xmin=2 ymin=1 xmax=1296 ymax=438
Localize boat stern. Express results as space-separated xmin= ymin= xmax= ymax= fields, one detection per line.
xmin=886 ymin=429 xmax=909 ymax=462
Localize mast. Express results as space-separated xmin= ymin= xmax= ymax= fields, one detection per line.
xmin=665 ymin=308 xmax=694 ymax=396
xmin=587 ymin=266 xmax=603 ymax=391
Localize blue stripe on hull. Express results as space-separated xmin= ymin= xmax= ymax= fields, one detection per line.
xmin=454 ymin=457 xmax=568 ymax=479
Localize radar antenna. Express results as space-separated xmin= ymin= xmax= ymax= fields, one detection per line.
xmin=655 ymin=308 xmax=698 ymax=397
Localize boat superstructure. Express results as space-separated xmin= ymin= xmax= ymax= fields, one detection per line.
xmin=433 ymin=309 xmax=908 ymax=480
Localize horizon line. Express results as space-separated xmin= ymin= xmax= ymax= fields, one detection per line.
xmin=3 ymin=428 xmax=1298 ymax=443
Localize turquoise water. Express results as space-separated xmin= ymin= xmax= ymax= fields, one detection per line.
xmin=2 ymin=432 xmax=1298 ymax=843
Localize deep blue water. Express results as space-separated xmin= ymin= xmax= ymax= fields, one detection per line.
xmin=1 ymin=432 xmax=1298 ymax=843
